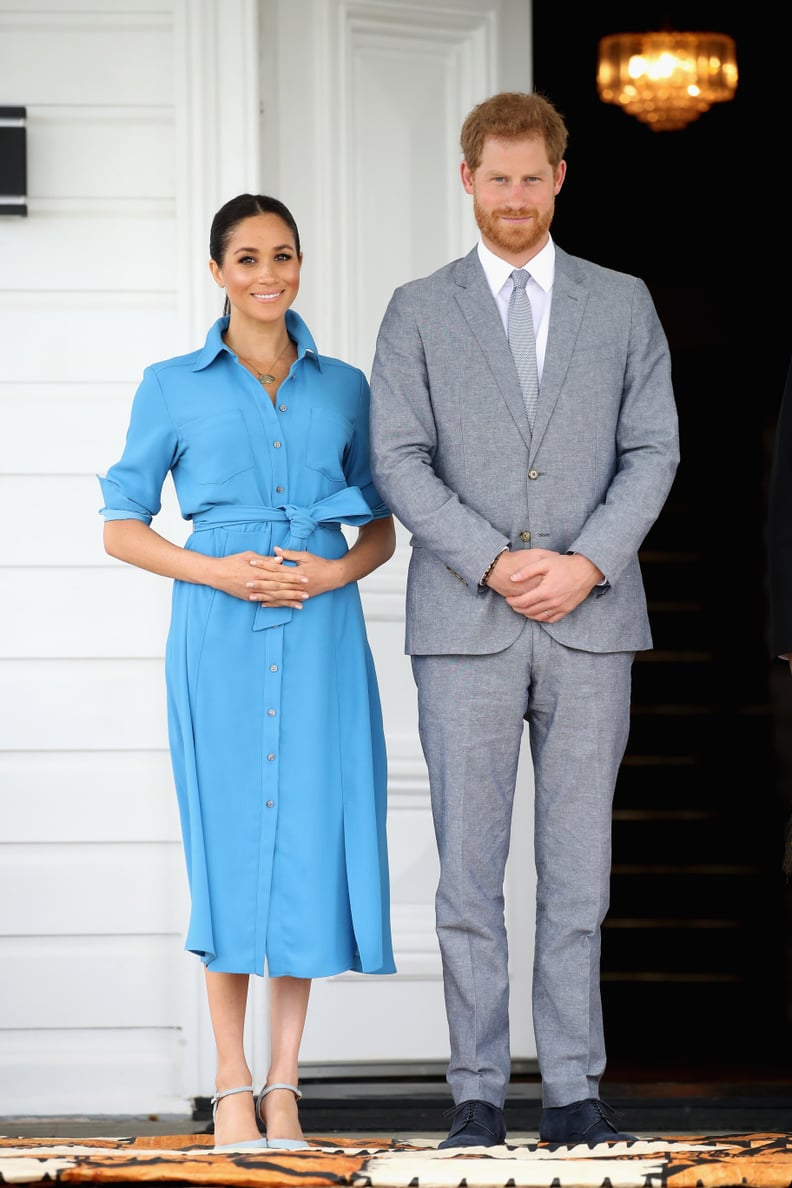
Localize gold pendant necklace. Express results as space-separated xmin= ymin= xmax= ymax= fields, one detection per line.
xmin=235 ymin=340 xmax=292 ymax=386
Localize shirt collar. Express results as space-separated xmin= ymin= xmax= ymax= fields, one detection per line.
xmin=476 ymin=235 xmax=556 ymax=299
xmin=192 ymin=309 xmax=322 ymax=372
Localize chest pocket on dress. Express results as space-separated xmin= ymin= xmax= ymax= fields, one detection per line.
xmin=183 ymin=410 xmax=256 ymax=485
xmin=304 ymin=407 xmax=353 ymax=483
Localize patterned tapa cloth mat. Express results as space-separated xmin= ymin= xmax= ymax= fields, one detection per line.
xmin=1 ymin=1132 xmax=792 ymax=1187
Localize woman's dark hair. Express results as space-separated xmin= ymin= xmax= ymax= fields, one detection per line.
xmin=210 ymin=194 xmax=302 ymax=316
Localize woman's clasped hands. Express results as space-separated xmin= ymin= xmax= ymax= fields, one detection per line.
xmin=216 ymin=546 xmax=345 ymax=609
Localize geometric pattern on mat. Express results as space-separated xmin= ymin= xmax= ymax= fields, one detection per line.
xmin=1 ymin=1133 xmax=792 ymax=1187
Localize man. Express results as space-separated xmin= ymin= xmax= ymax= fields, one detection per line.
xmin=369 ymin=92 xmax=679 ymax=1148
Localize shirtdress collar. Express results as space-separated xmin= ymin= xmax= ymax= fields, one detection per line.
xmin=192 ymin=311 xmax=324 ymax=374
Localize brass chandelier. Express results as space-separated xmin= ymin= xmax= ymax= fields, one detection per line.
xmin=597 ymin=30 xmax=738 ymax=131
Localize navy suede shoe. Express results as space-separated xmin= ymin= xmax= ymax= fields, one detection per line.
xmin=437 ymin=1099 xmax=507 ymax=1148
xmin=540 ymin=1098 xmax=635 ymax=1146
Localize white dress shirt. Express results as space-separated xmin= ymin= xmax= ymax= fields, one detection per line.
xmin=476 ymin=236 xmax=555 ymax=383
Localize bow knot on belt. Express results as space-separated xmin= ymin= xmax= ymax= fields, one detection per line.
xmin=191 ymin=487 xmax=375 ymax=630
xmin=279 ymin=504 xmax=319 ymax=545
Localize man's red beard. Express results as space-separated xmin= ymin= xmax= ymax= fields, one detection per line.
xmin=473 ymin=196 xmax=554 ymax=256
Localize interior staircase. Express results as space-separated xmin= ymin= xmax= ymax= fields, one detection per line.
xmin=602 ymin=463 xmax=791 ymax=1068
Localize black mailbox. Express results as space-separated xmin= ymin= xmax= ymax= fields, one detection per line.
xmin=0 ymin=107 xmax=27 ymax=216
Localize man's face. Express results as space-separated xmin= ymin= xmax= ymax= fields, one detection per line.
xmin=461 ymin=135 xmax=566 ymax=264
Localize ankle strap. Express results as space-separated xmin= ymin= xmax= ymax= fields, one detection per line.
xmin=211 ymin=1084 xmax=254 ymax=1106
xmin=258 ymin=1081 xmax=302 ymax=1101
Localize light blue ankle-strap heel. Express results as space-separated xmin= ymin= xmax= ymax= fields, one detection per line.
xmin=211 ymin=1084 xmax=271 ymax=1152
xmin=256 ymin=1082 xmax=310 ymax=1150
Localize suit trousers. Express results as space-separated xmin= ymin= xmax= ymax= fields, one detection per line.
xmin=412 ymin=618 xmax=634 ymax=1109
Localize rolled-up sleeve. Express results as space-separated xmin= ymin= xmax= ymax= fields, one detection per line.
xmin=98 ymin=367 xmax=180 ymax=523
xmin=343 ymin=369 xmax=390 ymax=521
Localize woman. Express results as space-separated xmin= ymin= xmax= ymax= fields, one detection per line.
xmin=99 ymin=194 xmax=396 ymax=1151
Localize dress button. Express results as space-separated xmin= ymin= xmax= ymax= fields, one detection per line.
xmin=273 ymin=441 xmax=282 ymax=448
xmin=270 ymin=664 xmax=278 ymax=672
xmin=519 ymin=530 xmax=531 ymax=542
xmin=267 ymin=753 xmax=276 ymax=761
xmin=267 ymin=708 xmax=276 ymax=717
xmin=266 ymin=800 xmax=274 ymax=808
xmin=276 ymin=486 xmax=284 ymax=493
xmin=528 ymin=469 xmax=539 ymax=480
xmin=279 ymin=404 xmax=287 ymax=412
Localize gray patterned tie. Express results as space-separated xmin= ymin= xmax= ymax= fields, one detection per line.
xmin=507 ymin=269 xmax=539 ymax=427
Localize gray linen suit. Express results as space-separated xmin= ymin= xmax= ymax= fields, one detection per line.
xmin=369 ymin=243 xmax=679 ymax=1109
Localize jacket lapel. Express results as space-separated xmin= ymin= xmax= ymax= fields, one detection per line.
xmin=528 ymin=248 xmax=587 ymax=457
xmin=452 ymin=249 xmax=533 ymax=450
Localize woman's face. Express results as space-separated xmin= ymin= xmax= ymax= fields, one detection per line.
xmin=209 ymin=213 xmax=302 ymax=327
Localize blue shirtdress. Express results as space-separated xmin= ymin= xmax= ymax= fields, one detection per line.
xmin=99 ymin=312 xmax=396 ymax=978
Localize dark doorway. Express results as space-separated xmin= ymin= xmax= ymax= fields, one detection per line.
xmin=532 ymin=1 xmax=792 ymax=1073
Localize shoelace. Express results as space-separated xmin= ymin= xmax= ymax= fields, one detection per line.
xmin=442 ymin=1100 xmax=497 ymax=1132
xmin=587 ymin=1099 xmax=625 ymax=1132
xmin=443 ymin=1102 xmax=469 ymax=1120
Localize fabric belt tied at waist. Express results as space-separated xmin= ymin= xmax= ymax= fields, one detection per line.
xmin=191 ymin=487 xmax=375 ymax=630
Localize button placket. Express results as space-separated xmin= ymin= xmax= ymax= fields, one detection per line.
xmin=262 ymin=636 xmax=284 ymax=812
xmin=253 ymin=630 xmax=285 ymax=969
xmin=270 ymin=421 xmax=288 ymax=500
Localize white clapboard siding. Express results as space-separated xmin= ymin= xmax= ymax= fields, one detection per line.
xmin=0 ymin=659 xmax=168 ymax=750
xmin=0 ymin=844 xmax=186 ymax=935
xmin=29 ymin=106 xmax=175 ymax=198
xmin=1 ymin=1028 xmax=190 ymax=1117
xmin=0 ymin=298 xmax=178 ymax=382
xmin=0 ymin=385 xmax=142 ymax=474
xmin=0 ymin=937 xmax=186 ymax=1028
xmin=0 ymin=570 xmax=172 ymax=658
xmin=0 ymin=8 xmax=174 ymax=107
xmin=0 ymin=751 xmax=179 ymax=843
xmin=0 ymin=476 xmax=186 ymax=566
xmin=2 ymin=210 xmax=177 ymax=292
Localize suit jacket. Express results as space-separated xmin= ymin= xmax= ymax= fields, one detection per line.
xmin=767 ymin=355 xmax=792 ymax=658
xmin=369 ymin=244 xmax=680 ymax=656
